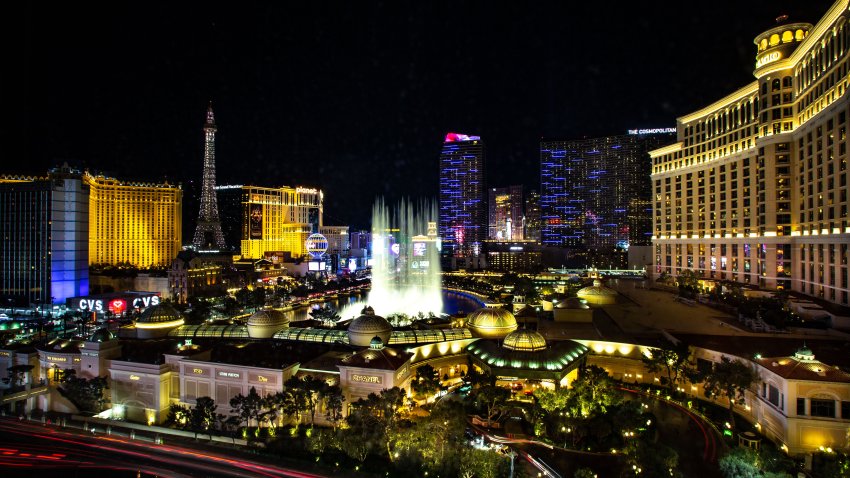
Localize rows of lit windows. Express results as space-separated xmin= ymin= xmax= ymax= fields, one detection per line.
xmin=85 ymin=175 xmax=182 ymax=267
xmin=651 ymin=5 xmax=850 ymax=305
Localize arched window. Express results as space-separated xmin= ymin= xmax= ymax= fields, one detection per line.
xmin=782 ymin=31 xmax=793 ymax=43
xmin=772 ymin=79 xmax=781 ymax=92
xmin=761 ymin=82 xmax=768 ymax=95
xmin=782 ymin=76 xmax=792 ymax=88
xmin=760 ymin=39 xmax=768 ymax=51
xmin=795 ymin=29 xmax=805 ymax=41
xmin=770 ymin=34 xmax=780 ymax=46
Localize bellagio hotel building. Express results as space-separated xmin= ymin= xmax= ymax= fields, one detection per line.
xmin=652 ymin=0 xmax=850 ymax=306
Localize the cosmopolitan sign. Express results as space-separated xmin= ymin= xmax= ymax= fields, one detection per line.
xmin=628 ymin=128 xmax=676 ymax=135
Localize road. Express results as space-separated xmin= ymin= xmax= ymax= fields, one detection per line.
xmin=0 ymin=417 xmax=331 ymax=477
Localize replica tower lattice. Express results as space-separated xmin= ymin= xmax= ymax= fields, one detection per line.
xmin=192 ymin=103 xmax=227 ymax=251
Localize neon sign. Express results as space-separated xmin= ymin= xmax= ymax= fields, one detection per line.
xmin=627 ymin=128 xmax=676 ymax=135
xmin=296 ymin=187 xmax=318 ymax=195
xmin=108 ymin=299 xmax=127 ymax=315
xmin=129 ymin=374 xmax=140 ymax=381
xmin=444 ymin=132 xmax=481 ymax=142
xmin=756 ymin=51 xmax=781 ymax=68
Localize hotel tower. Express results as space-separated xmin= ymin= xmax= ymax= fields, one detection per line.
xmin=652 ymin=1 xmax=850 ymax=306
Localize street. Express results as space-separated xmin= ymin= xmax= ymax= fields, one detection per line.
xmin=0 ymin=417 xmax=332 ymax=478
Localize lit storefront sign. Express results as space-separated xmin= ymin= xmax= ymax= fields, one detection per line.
xmin=75 ymin=295 xmax=160 ymax=312
xmin=46 ymin=356 xmax=68 ymax=363
xmin=108 ymin=299 xmax=127 ymax=315
xmin=129 ymin=374 xmax=141 ymax=381
xmin=192 ymin=368 xmax=205 ymax=375
xmin=351 ymin=374 xmax=382 ymax=384
xmin=217 ymin=371 xmax=241 ymax=379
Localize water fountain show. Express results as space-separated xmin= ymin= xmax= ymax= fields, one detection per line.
xmin=340 ymin=199 xmax=443 ymax=319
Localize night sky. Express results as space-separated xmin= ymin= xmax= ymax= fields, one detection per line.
xmin=7 ymin=1 xmax=829 ymax=229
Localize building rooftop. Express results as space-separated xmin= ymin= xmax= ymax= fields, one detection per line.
xmin=340 ymin=345 xmax=412 ymax=371
xmin=675 ymin=333 xmax=850 ymax=371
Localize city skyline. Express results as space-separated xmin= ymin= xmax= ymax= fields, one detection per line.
xmin=8 ymin=2 xmax=828 ymax=228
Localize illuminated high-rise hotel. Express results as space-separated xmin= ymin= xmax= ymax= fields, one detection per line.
xmin=86 ymin=173 xmax=182 ymax=268
xmin=488 ymin=185 xmax=524 ymax=240
xmin=540 ymin=132 xmax=672 ymax=251
xmin=439 ymin=133 xmax=485 ymax=256
xmin=0 ymin=166 xmax=89 ymax=304
xmin=652 ymin=1 xmax=850 ymax=305
xmin=240 ymin=185 xmax=323 ymax=260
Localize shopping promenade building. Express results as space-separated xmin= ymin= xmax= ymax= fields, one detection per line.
xmin=651 ymin=1 xmax=850 ymax=306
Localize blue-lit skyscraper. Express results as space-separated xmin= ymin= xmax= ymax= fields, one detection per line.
xmin=0 ymin=165 xmax=89 ymax=305
xmin=540 ymin=132 xmax=673 ymax=252
xmin=439 ymin=133 xmax=485 ymax=257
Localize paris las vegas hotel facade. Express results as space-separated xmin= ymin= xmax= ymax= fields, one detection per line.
xmin=652 ymin=0 xmax=850 ymax=307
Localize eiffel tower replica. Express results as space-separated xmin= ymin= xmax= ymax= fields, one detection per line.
xmin=192 ymin=103 xmax=227 ymax=251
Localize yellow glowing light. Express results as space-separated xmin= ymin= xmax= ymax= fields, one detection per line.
xmin=134 ymin=319 xmax=185 ymax=329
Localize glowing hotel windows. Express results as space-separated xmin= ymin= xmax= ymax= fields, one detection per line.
xmin=86 ymin=173 xmax=182 ymax=268
xmin=651 ymin=1 xmax=850 ymax=305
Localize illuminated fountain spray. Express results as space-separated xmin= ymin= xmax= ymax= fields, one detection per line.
xmin=341 ymin=199 xmax=443 ymax=319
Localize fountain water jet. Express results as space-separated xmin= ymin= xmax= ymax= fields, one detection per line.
xmin=341 ymin=198 xmax=442 ymax=319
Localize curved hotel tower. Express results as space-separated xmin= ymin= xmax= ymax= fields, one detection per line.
xmin=652 ymin=1 xmax=850 ymax=306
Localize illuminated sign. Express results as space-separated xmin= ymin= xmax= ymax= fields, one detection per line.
xmin=0 ymin=351 xmax=10 ymax=357
xmin=77 ymin=295 xmax=159 ymax=312
xmin=509 ymin=246 xmax=524 ymax=251
xmin=756 ymin=51 xmax=781 ymax=68
xmin=444 ymin=132 xmax=481 ymax=142
xmin=391 ymin=243 xmax=400 ymax=256
xmin=351 ymin=374 xmax=382 ymax=384
xmin=257 ymin=375 xmax=268 ymax=382
xmin=46 ymin=356 xmax=68 ymax=362
xmin=108 ymin=299 xmax=127 ymax=315
xmin=192 ymin=368 xmax=205 ymax=375
xmin=347 ymin=258 xmax=357 ymax=271
xmin=308 ymin=261 xmax=326 ymax=272
xmin=132 ymin=296 xmax=160 ymax=308
xmin=217 ymin=371 xmax=241 ymax=379
xmin=413 ymin=242 xmax=426 ymax=257
xmin=296 ymin=187 xmax=318 ymax=195
xmin=627 ymin=128 xmax=676 ymax=135
xmin=79 ymin=299 xmax=103 ymax=311
xmin=129 ymin=374 xmax=141 ymax=381
xmin=249 ymin=204 xmax=263 ymax=239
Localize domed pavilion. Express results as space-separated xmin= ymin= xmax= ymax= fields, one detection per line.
xmin=576 ymin=279 xmax=618 ymax=305
xmin=465 ymin=307 xmax=518 ymax=338
xmin=133 ymin=303 xmax=185 ymax=338
xmin=347 ymin=306 xmax=392 ymax=347
xmin=466 ymin=329 xmax=588 ymax=389
xmin=247 ymin=309 xmax=290 ymax=338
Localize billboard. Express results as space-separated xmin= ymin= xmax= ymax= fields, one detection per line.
xmin=249 ymin=204 xmax=263 ymax=239
xmin=413 ymin=242 xmax=426 ymax=257
xmin=308 ymin=261 xmax=326 ymax=272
